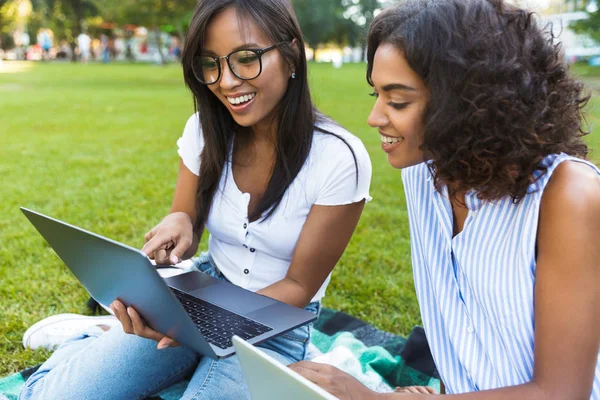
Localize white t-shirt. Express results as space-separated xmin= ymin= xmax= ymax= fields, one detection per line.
xmin=177 ymin=113 xmax=372 ymax=302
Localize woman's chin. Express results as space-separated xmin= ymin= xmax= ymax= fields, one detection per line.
xmin=388 ymin=154 xmax=421 ymax=170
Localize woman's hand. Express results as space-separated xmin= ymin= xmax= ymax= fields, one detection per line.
xmin=110 ymin=300 xmax=179 ymax=349
xmin=289 ymin=361 xmax=380 ymax=400
xmin=141 ymin=212 xmax=194 ymax=265
xmin=394 ymin=386 xmax=436 ymax=395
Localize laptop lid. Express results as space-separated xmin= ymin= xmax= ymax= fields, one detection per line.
xmin=20 ymin=207 xmax=217 ymax=358
xmin=233 ymin=336 xmax=339 ymax=400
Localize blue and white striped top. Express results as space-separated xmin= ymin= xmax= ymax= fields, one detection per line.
xmin=402 ymin=153 xmax=600 ymax=397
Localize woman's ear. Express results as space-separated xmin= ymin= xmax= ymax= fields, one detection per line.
xmin=290 ymin=38 xmax=299 ymax=53
xmin=288 ymin=38 xmax=300 ymax=76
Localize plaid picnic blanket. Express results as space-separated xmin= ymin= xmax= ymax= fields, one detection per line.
xmin=0 ymin=308 xmax=439 ymax=400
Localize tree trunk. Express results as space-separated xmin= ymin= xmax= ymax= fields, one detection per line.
xmin=71 ymin=0 xmax=84 ymax=38
xmin=307 ymin=44 xmax=315 ymax=61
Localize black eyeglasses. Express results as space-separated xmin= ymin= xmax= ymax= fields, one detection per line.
xmin=192 ymin=42 xmax=287 ymax=85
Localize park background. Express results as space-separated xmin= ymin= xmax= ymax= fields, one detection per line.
xmin=1 ymin=0 xmax=599 ymax=376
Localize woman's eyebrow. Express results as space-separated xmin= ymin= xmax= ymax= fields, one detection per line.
xmin=382 ymin=83 xmax=417 ymax=92
xmin=202 ymin=42 xmax=263 ymax=56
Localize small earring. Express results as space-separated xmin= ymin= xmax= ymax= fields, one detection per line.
xmin=291 ymin=72 xmax=296 ymax=79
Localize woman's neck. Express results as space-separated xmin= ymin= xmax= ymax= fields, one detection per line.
xmin=250 ymin=112 xmax=279 ymax=144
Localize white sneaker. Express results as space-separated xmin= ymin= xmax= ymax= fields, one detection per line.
xmin=22 ymin=313 xmax=120 ymax=350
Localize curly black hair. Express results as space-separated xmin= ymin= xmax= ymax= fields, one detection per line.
xmin=367 ymin=0 xmax=590 ymax=202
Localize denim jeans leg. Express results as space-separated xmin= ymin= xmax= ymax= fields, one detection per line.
xmin=19 ymin=324 xmax=201 ymax=400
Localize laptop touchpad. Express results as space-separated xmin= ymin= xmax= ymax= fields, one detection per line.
xmin=191 ymin=283 xmax=276 ymax=315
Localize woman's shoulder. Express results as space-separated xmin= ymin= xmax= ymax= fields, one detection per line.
xmin=530 ymin=153 xmax=599 ymax=193
xmin=183 ymin=112 xmax=201 ymax=132
xmin=542 ymin=159 xmax=600 ymax=214
xmin=179 ymin=112 xmax=204 ymax=148
xmin=177 ymin=112 xmax=204 ymax=176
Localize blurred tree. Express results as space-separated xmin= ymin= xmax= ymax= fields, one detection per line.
xmin=292 ymin=0 xmax=342 ymax=55
xmin=29 ymin=0 xmax=99 ymax=41
xmin=0 ymin=0 xmax=10 ymax=49
xmin=0 ymin=0 xmax=32 ymax=49
xmin=343 ymin=0 xmax=390 ymax=60
xmin=291 ymin=0 xmax=389 ymax=60
xmin=570 ymin=3 xmax=600 ymax=43
xmin=98 ymin=0 xmax=195 ymax=64
xmin=0 ymin=1 xmax=14 ymax=41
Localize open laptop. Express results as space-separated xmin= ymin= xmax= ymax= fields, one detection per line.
xmin=233 ymin=336 xmax=339 ymax=400
xmin=21 ymin=207 xmax=317 ymax=359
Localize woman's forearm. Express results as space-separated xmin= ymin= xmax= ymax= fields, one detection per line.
xmin=257 ymin=277 xmax=312 ymax=308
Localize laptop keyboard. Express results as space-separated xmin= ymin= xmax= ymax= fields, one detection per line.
xmin=170 ymin=287 xmax=273 ymax=349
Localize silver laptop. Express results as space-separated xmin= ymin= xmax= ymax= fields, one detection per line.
xmin=21 ymin=207 xmax=317 ymax=359
xmin=233 ymin=336 xmax=339 ymax=400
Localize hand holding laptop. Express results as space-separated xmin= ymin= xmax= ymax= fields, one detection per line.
xmin=110 ymin=300 xmax=180 ymax=350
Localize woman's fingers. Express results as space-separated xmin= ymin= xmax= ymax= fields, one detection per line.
xmin=111 ymin=302 xmax=170 ymax=344
xmin=169 ymin=236 xmax=192 ymax=265
xmin=144 ymin=228 xmax=156 ymax=243
xmin=157 ymin=336 xmax=180 ymax=349
xmin=111 ymin=300 xmax=134 ymax=334
xmin=153 ymin=248 xmax=170 ymax=265
xmin=144 ymin=232 xmax=187 ymax=265
xmin=394 ymin=386 xmax=436 ymax=394
xmin=127 ymin=306 xmax=164 ymax=342
xmin=141 ymin=233 xmax=173 ymax=258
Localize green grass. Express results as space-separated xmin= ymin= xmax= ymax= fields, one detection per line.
xmin=0 ymin=61 xmax=598 ymax=376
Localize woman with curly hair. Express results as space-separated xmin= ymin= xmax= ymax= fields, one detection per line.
xmin=291 ymin=0 xmax=600 ymax=398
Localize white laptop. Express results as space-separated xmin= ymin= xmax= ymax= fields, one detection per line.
xmin=233 ymin=336 xmax=339 ymax=400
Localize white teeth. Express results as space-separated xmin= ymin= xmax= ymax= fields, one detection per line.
xmin=227 ymin=93 xmax=256 ymax=105
xmin=380 ymin=135 xmax=402 ymax=144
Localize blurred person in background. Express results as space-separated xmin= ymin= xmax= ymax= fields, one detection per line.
xmin=37 ymin=29 xmax=52 ymax=61
xmin=77 ymin=31 xmax=91 ymax=64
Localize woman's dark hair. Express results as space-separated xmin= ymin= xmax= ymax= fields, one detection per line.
xmin=182 ymin=0 xmax=339 ymax=233
xmin=367 ymin=0 xmax=590 ymax=202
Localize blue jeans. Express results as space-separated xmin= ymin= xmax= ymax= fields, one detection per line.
xmin=20 ymin=255 xmax=320 ymax=400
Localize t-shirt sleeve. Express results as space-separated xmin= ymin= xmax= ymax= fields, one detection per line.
xmin=176 ymin=113 xmax=204 ymax=176
xmin=314 ymin=132 xmax=372 ymax=206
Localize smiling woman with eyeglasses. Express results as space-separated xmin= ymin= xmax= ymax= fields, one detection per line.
xmin=18 ymin=0 xmax=372 ymax=399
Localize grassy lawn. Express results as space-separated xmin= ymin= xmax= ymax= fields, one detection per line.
xmin=0 ymin=61 xmax=598 ymax=376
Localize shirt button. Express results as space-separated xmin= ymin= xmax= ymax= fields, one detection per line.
xmin=250 ymin=248 xmax=256 ymax=253
xmin=243 ymin=223 xmax=247 ymax=229
xmin=244 ymin=269 xmax=249 ymax=274
xmin=466 ymin=326 xmax=474 ymax=333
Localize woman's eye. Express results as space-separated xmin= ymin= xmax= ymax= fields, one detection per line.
xmin=369 ymin=92 xmax=379 ymax=98
xmin=238 ymin=55 xmax=258 ymax=64
xmin=389 ymin=102 xmax=409 ymax=110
